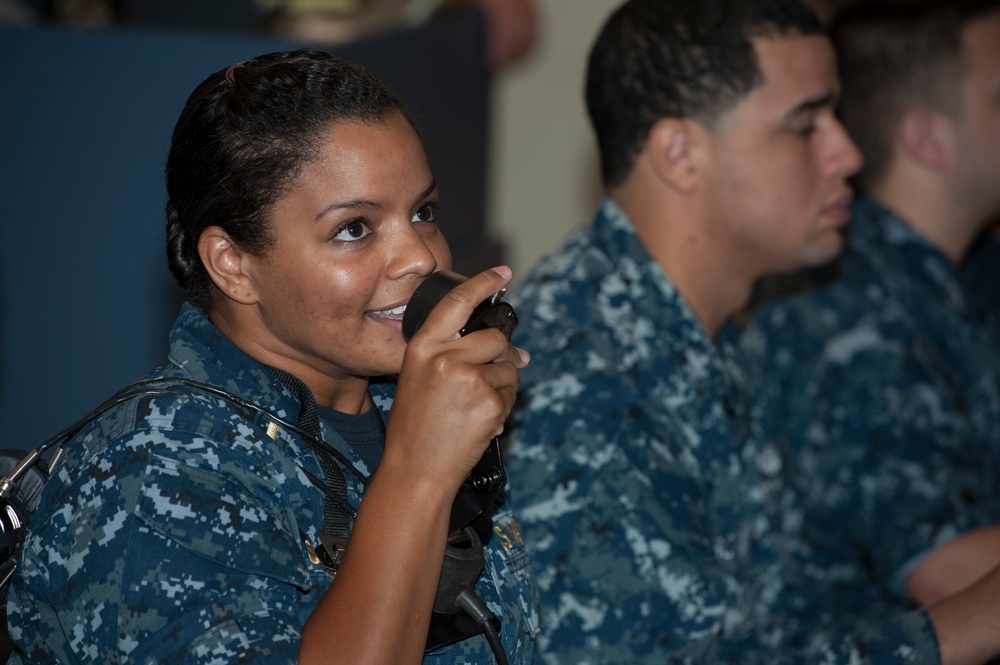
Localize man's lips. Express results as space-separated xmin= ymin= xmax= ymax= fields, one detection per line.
xmin=822 ymin=189 xmax=854 ymax=226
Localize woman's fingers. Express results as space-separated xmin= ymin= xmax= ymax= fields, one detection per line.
xmin=387 ymin=266 xmax=526 ymax=487
xmin=409 ymin=267 xmax=512 ymax=344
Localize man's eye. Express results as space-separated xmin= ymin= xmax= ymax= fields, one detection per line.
xmin=333 ymin=220 xmax=371 ymax=242
xmin=412 ymin=203 xmax=438 ymax=223
xmin=794 ymin=124 xmax=817 ymax=137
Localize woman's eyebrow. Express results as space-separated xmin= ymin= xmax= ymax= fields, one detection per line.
xmin=315 ymin=197 xmax=383 ymax=221
xmin=410 ymin=180 xmax=438 ymax=206
xmin=315 ymin=180 xmax=439 ymax=221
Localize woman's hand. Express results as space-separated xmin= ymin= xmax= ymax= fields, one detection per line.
xmin=388 ymin=266 xmax=529 ymax=494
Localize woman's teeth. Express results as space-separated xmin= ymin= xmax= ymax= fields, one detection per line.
xmin=372 ymin=305 xmax=406 ymax=318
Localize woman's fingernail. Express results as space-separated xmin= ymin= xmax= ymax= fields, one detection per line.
xmin=490 ymin=265 xmax=512 ymax=280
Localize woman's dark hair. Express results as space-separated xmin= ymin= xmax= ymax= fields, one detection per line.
xmin=585 ymin=0 xmax=824 ymax=189
xmin=165 ymin=48 xmax=417 ymax=308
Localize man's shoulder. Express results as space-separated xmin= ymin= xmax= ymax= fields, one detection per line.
xmin=744 ymin=253 xmax=894 ymax=367
xmin=513 ymin=228 xmax=690 ymax=380
xmin=510 ymin=236 xmax=717 ymax=457
xmin=512 ymin=229 xmax=635 ymax=383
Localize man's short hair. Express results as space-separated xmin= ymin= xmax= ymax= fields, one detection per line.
xmin=831 ymin=0 xmax=1000 ymax=190
xmin=586 ymin=0 xmax=824 ymax=189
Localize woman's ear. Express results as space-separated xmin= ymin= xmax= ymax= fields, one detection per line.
xmin=646 ymin=118 xmax=699 ymax=193
xmin=198 ymin=226 xmax=259 ymax=305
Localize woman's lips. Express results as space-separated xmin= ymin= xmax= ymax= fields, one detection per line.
xmin=367 ymin=303 xmax=407 ymax=323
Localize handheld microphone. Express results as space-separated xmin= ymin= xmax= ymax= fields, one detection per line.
xmin=402 ymin=271 xmax=516 ymax=664
xmin=402 ymin=270 xmax=515 ymax=534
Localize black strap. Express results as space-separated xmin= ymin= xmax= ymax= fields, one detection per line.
xmin=267 ymin=367 xmax=354 ymax=540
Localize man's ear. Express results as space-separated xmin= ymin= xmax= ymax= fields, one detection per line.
xmin=897 ymin=107 xmax=953 ymax=171
xmin=646 ymin=118 xmax=700 ymax=193
xmin=198 ymin=226 xmax=259 ymax=305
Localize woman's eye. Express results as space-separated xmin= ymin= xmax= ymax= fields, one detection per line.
xmin=412 ymin=203 xmax=437 ymax=224
xmin=332 ymin=220 xmax=372 ymax=242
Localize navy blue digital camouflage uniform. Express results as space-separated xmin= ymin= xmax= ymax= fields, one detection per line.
xmin=504 ymin=198 xmax=940 ymax=664
xmin=7 ymin=303 xmax=539 ymax=664
xmin=743 ymin=194 xmax=1000 ymax=603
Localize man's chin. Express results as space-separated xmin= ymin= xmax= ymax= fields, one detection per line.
xmin=799 ymin=232 xmax=845 ymax=268
xmin=762 ymin=236 xmax=844 ymax=279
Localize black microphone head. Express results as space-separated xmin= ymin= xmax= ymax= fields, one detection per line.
xmin=402 ymin=270 xmax=468 ymax=341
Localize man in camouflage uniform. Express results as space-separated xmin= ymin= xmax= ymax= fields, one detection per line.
xmin=505 ymin=0 xmax=1000 ymax=663
xmin=744 ymin=0 xmax=1000 ymax=615
xmin=7 ymin=303 xmax=539 ymax=663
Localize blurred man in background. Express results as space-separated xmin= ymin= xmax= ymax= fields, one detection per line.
xmin=744 ymin=0 xmax=1000 ymax=623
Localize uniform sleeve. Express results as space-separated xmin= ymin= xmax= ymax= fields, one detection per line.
xmin=8 ymin=423 xmax=319 ymax=664
xmin=507 ymin=368 xmax=941 ymax=665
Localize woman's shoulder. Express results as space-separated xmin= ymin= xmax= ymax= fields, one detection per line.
xmin=30 ymin=382 xmax=319 ymax=558
xmin=44 ymin=382 xmax=291 ymax=496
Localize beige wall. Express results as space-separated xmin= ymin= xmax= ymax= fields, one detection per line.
xmin=485 ymin=0 xmax=620 ymax=285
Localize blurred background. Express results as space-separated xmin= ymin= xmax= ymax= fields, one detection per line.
xmin=0 ymin=0 xmax=836 ymax=452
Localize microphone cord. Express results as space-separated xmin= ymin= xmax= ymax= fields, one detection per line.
xmin=456 ymin=589 xmax=509 ymax=665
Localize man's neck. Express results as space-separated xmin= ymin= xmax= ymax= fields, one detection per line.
xmin=871 ymin=171 xmax=985 ymax=264
xmin=611 ymin=190 xmax=753 ymax=338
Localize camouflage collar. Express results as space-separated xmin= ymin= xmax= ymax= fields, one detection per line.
xmin=590 ymin=197 xmax=749 ymax=420
xmin=165 ymin=303 xmax=307 ymax=423
xmin=850 ymin=195 xmax=974 ymax=316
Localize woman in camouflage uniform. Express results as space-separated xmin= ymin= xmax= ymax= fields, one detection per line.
xmin=7 ymin=49 xmax=537 ymax=665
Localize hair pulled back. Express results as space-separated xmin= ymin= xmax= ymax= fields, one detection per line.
xmin=165 ymin=48 xmax=415 ymax=308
